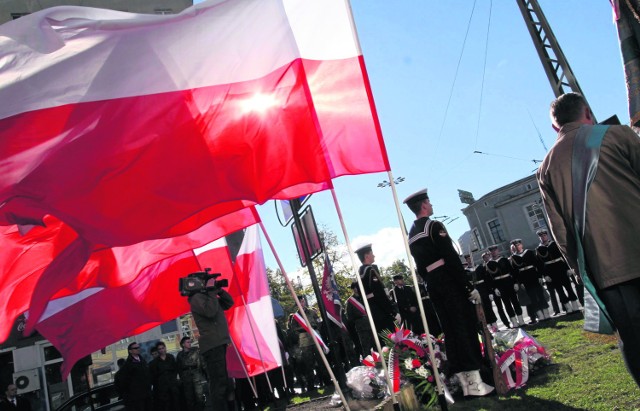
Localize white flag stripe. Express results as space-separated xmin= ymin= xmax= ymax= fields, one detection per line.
xmin=0 ymin=0 xmax=361 ymax=120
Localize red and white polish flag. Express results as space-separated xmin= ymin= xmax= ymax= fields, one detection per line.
xmin=0 ymin=0 xmax=389 ymax=248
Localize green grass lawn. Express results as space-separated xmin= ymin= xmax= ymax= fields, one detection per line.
xmin=437 ymin=315 xmax=640 ymax=410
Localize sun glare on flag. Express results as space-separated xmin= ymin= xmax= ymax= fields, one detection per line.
xmin=240 ymin=93 xmax=278 ymax=114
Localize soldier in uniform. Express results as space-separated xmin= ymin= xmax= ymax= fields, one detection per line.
xmin=470 ymin=252 xmax=499 ymax=332
xmin=390 ymin=274 xmax=423 ymax=334
xmin=404 ymin=189 xmax=493 ymax=397
xmin=176 ymin=337 xmax=207 ymax=411
xmin=288 ymin=297 xmax=322 ymax=392
xmin=536 ymin=228 xmax=581 ymax=314
xmin=345 ymin=281 xmax=375 ymax=357
xmin=509 ymin=239 xmax=550 ymax=323
xmin=487 ymin=245 xmax=525 ymax=327
xmin=355 ymin=244 xmax=399 ymax=334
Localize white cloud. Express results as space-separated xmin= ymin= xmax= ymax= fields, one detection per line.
xmin=351 ymin=226 xmax=409 ymax=268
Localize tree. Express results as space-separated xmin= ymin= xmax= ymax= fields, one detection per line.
xmin=380 ymin=259 xmax=410 ymax=288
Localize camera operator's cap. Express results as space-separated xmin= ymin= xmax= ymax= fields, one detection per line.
xmin=392 ymin=274 xmax=404 ymax=280
xmin=510 ymin=238 xmax=522 ymax=245
xmin=488 ymin=245 xmax=499 ymax=251
xmin=403 ymin=188 xmax=428 ymax=206
xmin=536 ymin=228 xmax=548 ymax=236
xmin=355 ymin=243 xmax=373 ymax=260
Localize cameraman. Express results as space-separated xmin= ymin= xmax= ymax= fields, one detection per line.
xmin=187 ymin=278 xmax=234 ymax=411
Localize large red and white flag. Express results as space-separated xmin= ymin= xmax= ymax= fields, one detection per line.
xmin=214 ymin=225 xmax=282 ymax=378
xmin=35 ymin=250 xmax=201 ymax=378
xmin=0 ymin=0 xmax=389 ymax=249
xmin=1 ymin=207 xmax=259 ymax=342
xmin=33 ymin=210 xmax=259 ymax=377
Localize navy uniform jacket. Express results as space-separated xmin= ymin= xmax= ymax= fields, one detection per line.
xmin=510 ymin=249 xmax=543 ymax=285
xmin=537 ymin=241 xmax=569 ymax=277
xmin=408 ymin=218 xmax=471 ymax=295
xmin=359 ymin=264 xmax=396 ymax=331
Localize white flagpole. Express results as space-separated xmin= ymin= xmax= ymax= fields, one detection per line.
xmin=329 ymin=188 xmax=400 ymax=409
xmin=258 ymin=219 xmax=351 ymax=411
xmin=229 ymin=338 xmax=258 ymax=398
xmin=384 ymin=170 xmax=451 ymax=408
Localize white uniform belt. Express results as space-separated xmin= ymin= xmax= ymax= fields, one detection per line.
xmin=494 ymin=274 xmax=511 ymax=280
xmin=473 ymin=279 xmax=485 ymax=284
xmin=519 ymin=265 xmax=534 ymax=271
xmin=427 ymin=259 xmax=445 ymax=272
xmin=544 ymin=257 xmax=564 ymax=265
xmin=366 ymin=293 xmax=374 ymax=299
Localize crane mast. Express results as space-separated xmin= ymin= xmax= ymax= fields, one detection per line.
xmin=516 ymin=0 xmax=597 ymax=122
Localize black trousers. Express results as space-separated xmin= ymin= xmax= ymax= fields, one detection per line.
xmin=427 ymin=271 xmax=483 ymax=374
xmin=202 ymin=345 xmax=229 ymax=411
xmin=599 ymin=278 xmax=640 ymax=388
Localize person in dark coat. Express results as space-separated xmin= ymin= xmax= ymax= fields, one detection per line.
xmin=404 ymin=188 xmax=493 ymax=397
xmin=0 ymin=384 xmax=31 ymax=411
xmin=354 ymin=244 xmax=399 ymax=335
xmin=149 ymin=341 xmax=181 ymax=411
xmin=188 ymin=282 xmax=234 ymax=411
xmin=119 ymin=342 xmax=153 ymax=411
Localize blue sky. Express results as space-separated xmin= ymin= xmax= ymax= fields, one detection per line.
xmin=200 ymin=1 xmax=628 ymax=275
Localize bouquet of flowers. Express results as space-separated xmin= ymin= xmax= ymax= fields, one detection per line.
xmin=493 ymin=328 xmax=551 ymax=390
xmin=378 ymin=327 xmax=448 ymax=407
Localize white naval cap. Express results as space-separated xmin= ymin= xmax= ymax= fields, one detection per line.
xmin=403 ymin=188 xmax=429 ymax=205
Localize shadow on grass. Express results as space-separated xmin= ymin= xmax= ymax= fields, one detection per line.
xmin=445 ymin=393 xmax=589 ymax=410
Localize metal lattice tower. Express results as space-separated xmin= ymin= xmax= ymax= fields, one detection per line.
xmin=516 ymin=0 xmax=597 ymax=121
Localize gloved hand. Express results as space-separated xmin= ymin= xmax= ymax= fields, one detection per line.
xmin=567 ymin=269 xmax=575 ymax=277
xmin=468 ymin=289 xmax=481 ymax=304
xmin=489 ymin=294 xmax=494 ymax=301
xmin=514 ymin=283 xmax=520 ymax=291
xmin=394 ymin=313 xmax=402 ymax=324
xmin=539 ymin=278 xmax=545 ymax=285
xmin=544 ymin=276 xmax=552 ymax=283
xmin=409 ymin=306 xmax=417 ymax=313
xmin=494 ymin=288 xmax=501 ymax=297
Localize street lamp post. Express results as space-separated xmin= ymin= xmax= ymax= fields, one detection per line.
xmin=377 ymin=176 xmax=405 ymax=188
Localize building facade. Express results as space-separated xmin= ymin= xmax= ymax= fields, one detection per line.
xmin=458 ymin=174 xmax=548 ymax=264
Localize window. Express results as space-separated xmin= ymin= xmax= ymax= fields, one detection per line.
xmin=472 ymin=228 xmax=484 ymax=250
xmin=525 ymin=203 xmax=547 ymax=231
xmin=487 ymin=218 xmax=506 ymax=244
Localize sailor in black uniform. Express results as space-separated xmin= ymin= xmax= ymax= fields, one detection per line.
xmin=404 ymin=188 xmax=493 ymax=397
xmin=355 ymin=243 xmax=399 ymax=335
xmin=391 ymin=274 xmax=422 ymax=333
xmin=536 ymin=228 xmax=581 ymax=314
xmin=487 ymin=245 xmax=525 ymax=327
xmin=470 ymin=252 xmax=499 ymax=332
xmin=509 ymin=239 xmax=550 ymax=323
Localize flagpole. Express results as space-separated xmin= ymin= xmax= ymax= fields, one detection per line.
xmin=258 ymin=220 xmax=351 ymax=411
xmin=329 ymin=188 xmax=400 ymax=410
xmin=384 ymin=171 xmax=450 ymax=410
xmin=230 ymin=338 xmax=258 ymax=398
xmin=238 ymin=293 xmax=274 ymax=394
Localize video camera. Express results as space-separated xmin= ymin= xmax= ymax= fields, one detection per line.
xmin=179 ymin=268 xmax=229 ymax=296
